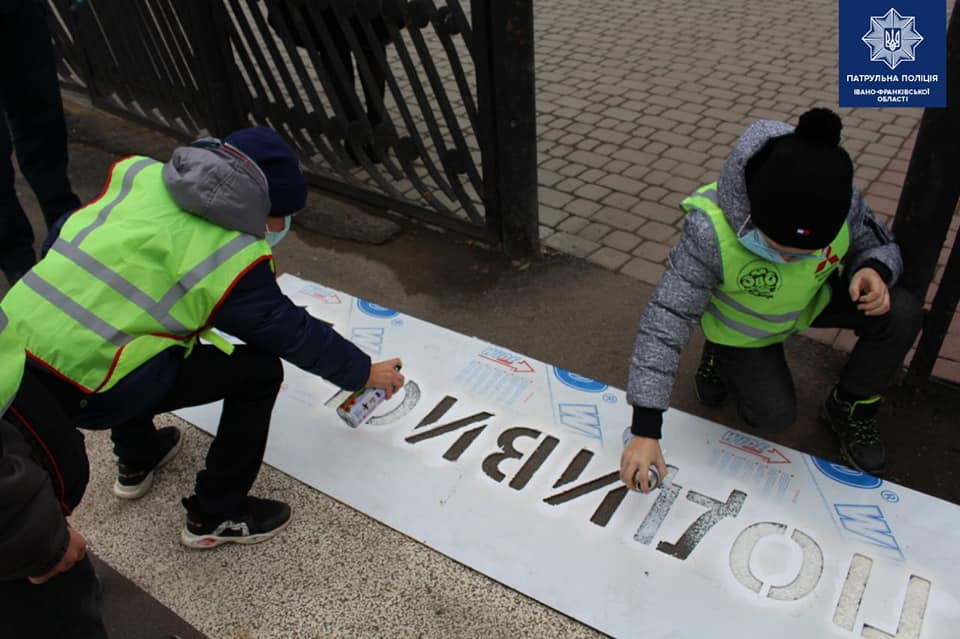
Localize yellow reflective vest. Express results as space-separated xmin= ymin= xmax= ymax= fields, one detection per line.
xmin=1 ymin=156 xmax=273 ymax=393
xmin=0 ymin=308 xmax=25 ymax=414
xmin=683 ymin=183 xmax=850 ymax=348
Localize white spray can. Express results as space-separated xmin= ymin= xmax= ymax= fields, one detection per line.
xmin=622 ymin=426 xmax=661 ymax=491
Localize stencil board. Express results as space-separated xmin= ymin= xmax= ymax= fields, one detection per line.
xmin=177 ymin=274 xmax=960 ymax=639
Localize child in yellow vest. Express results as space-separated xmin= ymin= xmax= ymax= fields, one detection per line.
xmin=622 ymin=109 xmax=922 ymax=491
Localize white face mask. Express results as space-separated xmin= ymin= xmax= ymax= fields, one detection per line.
xmin=264 ymin=215 xmax=291 ymax=247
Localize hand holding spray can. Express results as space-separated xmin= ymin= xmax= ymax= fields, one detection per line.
xmin=622 ymin=426 xmax=661 ymax=491
xmin=336 ymin=364 xmax=402 ymax=428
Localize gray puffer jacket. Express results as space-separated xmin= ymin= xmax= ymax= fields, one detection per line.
xmin=626 ymin=119 xmax=902 ymax=436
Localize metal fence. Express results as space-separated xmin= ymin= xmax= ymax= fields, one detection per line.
xmin=892 ymin=1 xmax=960 ymax=388
xmin=48 ymin=0 xmax=539 ymax=255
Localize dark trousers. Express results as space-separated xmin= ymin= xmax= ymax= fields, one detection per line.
xmin=0 ymin=555 xmax=107 ymax=639
xmin=0 ymin=0 xmax=81 ymax=279
xmin=110 ymin=345 xmax=283 ymax=514
xmin=37 ymin=345 xmax=284 ymax=515
xmin=711 ymin=281 xmax=923 ymax=432
xmin=2 ymin=371 xmax=100 ymax=638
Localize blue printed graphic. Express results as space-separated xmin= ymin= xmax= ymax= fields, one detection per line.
xmin=834 ymin=504 xmax=903 ymax=558
xmin=553 ymin=367 xmax=607 ymax=393
xmin=812 ymin=456 xmax=882 ymax=489
xmin=558 ymin=403 xmax=603 ymax=441
xmin=357 ymin=299 xmax=399 ymax=318
xmin=351 ymin=327 xmax=385 ymax=355
xmin=839 ymin=0 xmax=946 ymax=107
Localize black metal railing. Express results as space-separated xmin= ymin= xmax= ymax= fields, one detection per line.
xmin=47 ymin=0 xmax=539 ymax=256
xmin=891 ymin=1 xmax=960 ymax=388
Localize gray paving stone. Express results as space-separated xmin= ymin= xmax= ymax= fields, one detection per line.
xmin=566 ymin=198 xmax=603 ymax=218
xmin=633 ymin=241 xmax=673 ymax=263
xmin=635 ymin=201 xmax=682 ymax=225
xmin=575 ymin=183 xmax=611 ymax=201
xmin=539 ymin=187 xmax=574 ymax=209
xmin=543 ymin=231 xmax=601 ymax=258
xmin=637 ymin=221 xmax=675 ymax=242
xmin=593 ymin=207 xmax=646 ymax=232
xmin=620 ymin=256 xmax=667 ymax=285
xmin=538 ymin=206 xmax=568 ymax=228
xmin=587 ymin=246 xmax=631 ymax=270
xmin=602 ymin=230 xmax=643 ymax=253
xmin=581 ymin=222 xmax=613 ymax=243
xmin=557 ymin=215 xmax=590 ymax=234
xmin=556 ymin=177 xmax=586 ymax=194
xmin=597 ymin=173 xmax=645 ymax=194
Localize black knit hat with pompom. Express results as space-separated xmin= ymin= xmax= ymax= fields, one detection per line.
xmin=746 ymin=108 xmax=854 ymax=250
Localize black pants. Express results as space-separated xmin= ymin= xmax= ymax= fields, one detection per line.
xmin=37 ymin=345 xmax=283 ymax=515
xmin=110 ymin=345 xmax=283 ymax=514
xmin=711 ymin=282 xmax=923 ymax=432
xmin=0 ymin=0 xmax=81 ymax=279
xmin=0 ymin=555 xmax=107 ymax=639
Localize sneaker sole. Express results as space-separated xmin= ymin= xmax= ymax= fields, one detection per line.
xmin=112 ymin=428 xmax=185 ymax=499
xmin=179 ymin=516 xmax=291 ymax=550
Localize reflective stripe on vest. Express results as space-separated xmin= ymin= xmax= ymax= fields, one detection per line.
xmin=0 ymin=309 xmax=25 ymax=414
xmin=0 ymin=156 xmax=274 ymax=393
xmin=686 ymin=183 xmax=850 ymax=347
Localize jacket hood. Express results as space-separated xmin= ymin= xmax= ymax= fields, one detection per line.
xmin=716 ymin=119 xmax=794 ymax=231
xmin=161 ymin=141 xmax=271 ymax=238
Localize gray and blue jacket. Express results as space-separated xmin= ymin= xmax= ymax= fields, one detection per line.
xmin=627 ymin=119 xmax=902 ymax=438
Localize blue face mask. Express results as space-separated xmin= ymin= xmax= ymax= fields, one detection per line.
xmin=264 ymin=215 xmax=291 ymax=247
xmin=737 ymin=221 xmax=821 ymax=264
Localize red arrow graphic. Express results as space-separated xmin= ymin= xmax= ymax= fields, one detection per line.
xmin=479 ymin=354 xmax=535 ymax=373
xmin=719 ymin=440 xmax=791 ymax=464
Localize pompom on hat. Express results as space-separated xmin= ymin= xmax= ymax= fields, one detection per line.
xmin=745 ymin=108 xmax=854 ymax=250
xmin=225 ymin=127 xmax=307 ymax=217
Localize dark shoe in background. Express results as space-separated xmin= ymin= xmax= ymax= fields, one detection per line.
xmin=113 ymin=426 xmax=184 ymax=499
xmin=821 ymin=389 xmax=885 ymax=475
xmin=695 ymin=341 xmax=727 ymax=407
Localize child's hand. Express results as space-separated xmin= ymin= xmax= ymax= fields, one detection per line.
xmin=849 ymin=267 xmax=890 ymax=316
xmin=620 ymin=436 xmax=667 ymax=493
xmin=367 ymin=358 xmax=405 ymax=399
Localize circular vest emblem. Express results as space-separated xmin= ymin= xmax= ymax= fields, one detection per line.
xmin=737 ymin=261 xmax=781 ymax=299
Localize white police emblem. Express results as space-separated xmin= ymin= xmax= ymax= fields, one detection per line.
xmin=861 ymin=8 xmax=924 ymax=70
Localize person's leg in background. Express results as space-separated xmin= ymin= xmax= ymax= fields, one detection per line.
xmin=0 ymin=0 xmax=81 ymax=283
xmin=0 ymin=108 xmax=36 ymax=282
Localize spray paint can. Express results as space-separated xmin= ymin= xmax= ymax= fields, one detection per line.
xmin=336 ymin=365 xmax=401 ymax=428
xmin=336 ymin=387 xmax=386 ymax=428
xmin=622 ymin=426 xmax=661 ymax=491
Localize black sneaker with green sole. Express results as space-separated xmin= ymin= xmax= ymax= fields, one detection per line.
xmin=821 ymin=390 xmax=885 ymax=475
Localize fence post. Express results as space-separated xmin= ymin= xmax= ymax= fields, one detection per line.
xmin=472 ymin=0 xmax=539 ymax=257
xmin=891 ymin=2 xmax=960 ymax=386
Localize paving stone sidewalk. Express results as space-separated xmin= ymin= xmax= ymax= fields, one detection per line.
xmin=531 ymin=0 xmax=959 ymax=384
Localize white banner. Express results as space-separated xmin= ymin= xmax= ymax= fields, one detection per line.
xmin=177 ymin=274 xmax=959 ymax=639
